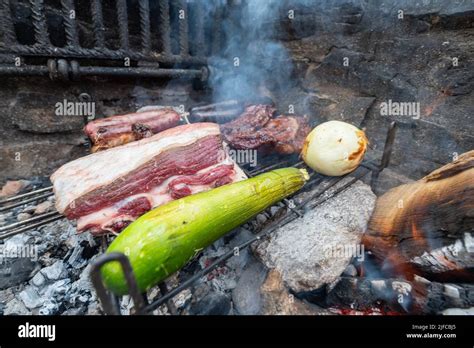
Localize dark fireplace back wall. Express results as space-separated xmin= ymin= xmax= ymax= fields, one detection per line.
xmin=0 ymin=77 xmax=207 ymax=181
xmin=272 ymin=0 xmax=473 ymax=192
xmin=1 ymin=0 xmax=473 ymax=194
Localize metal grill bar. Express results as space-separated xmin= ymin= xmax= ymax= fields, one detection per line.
xmin=158 ymin=283 xmax=178 ymax=315
xmin=0 ymin=186 xmax=53 ymax=205
xmin=91 ymin=252 xmax=146 ymax=315
xmin=194 ymin=2 xmax=205 ymax=57
xmin=79 ymin=65 xmax=204 ymax=78
xmin=0 ymin=0 xmax=15 ymax=44
xmin=0 ymin=191 xmax=53 ymax=213
xmin=191 ymin=100 xmax=241 ymax=113
xmin=0 ymin=0 xmax=209 ymax=79
xmin=0 ymin=43 xmax=207 ymax=65
xmin=61 ymin=0 xmax=79 ymax=47
xmin=0 ymin=214 xmax=64 ymax=240
xmin=0 ymin=64 xmax=206 ymax=80
xmin=212 ymin=4 xmax=223 ymax=55
xmin=159 ymin=0 xmax=172 ymax=56
xmin=138 ymin=0 xmax=151 ymax=53
xmin=91 ymin=0 xmax=105 ymax=48
xmin=0 ymin=211 xmax=60 ymax=233
xmin=370 ymin=122 xmax=397 ymax=190
xmin=178 ymin=0 xmax=189 ymax=56
xmin=29 ymin=0 xmax=50 ymax=46
xmin=116 ymin=0 xmax=129 ymax=50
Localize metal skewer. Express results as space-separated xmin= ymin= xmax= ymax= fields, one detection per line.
xmin=0 ymin=191 xmax=54 ymax=213
xmin=0 ymin=213 xmax=64 ymax=240
xmin=0 ymin=211 xmax=61 ymax=233
xmin=0 ymin=186 xmax=53 ymax=205
xmin=190 ymin=99 xmax=240 ymax=113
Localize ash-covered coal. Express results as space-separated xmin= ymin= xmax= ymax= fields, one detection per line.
xmin=1 ymin=172 xmax=471 ymax=316
xmin=254 ymin=179 xmax=376 ymax=292
xmin=0 ymin=204 xmax=101 ymax=315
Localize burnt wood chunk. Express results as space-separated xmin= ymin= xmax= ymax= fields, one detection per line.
xmin=363 ymin=150 xmax=474 ymax=278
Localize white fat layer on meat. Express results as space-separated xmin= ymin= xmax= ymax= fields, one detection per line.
xmin=76 ymin=157 xmax=247 ymax=233
xmin=51 ymin=123 xmax=221 ymax=213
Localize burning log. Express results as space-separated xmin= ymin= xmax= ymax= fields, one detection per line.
xmin=309 ymin=276 xmax=474 ymax=315
xmin=363 ymin=150 xmax=474 ymax=279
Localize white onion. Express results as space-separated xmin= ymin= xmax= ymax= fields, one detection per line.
xmin=301 ymin=120 xmax=368 ymax=176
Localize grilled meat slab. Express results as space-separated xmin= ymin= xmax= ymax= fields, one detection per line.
xmin=221 ymin=105 xmax=310 ymax=154
xmin=52 ymin=123 xmax=246 ymax=235
xmin=260 ymin=116 xmax=312 ymax=155
xmin=84 ymin=108 xmax=181 ymax=152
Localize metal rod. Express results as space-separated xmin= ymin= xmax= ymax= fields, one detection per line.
xmin=194 ymin=1 xmax=205 ymax=57
xmin=91 ymin=0 xmax=105 ymax=48
xmin=90 ymin=252 xmax=146 ymax=315
xmin=79 ymin=66 xmax=203 ymax=79
xmin=0 ymin=65 xmax=49 ymax=75
xmin=158 ymin=283 xmax=177 ymax=315
xmin=29 ymin=0 xmax=50 ymax=46
xmin=61 ymin=0 xmax=79 ymax=46
xmin=249 ymin=160 xmax=302 ymax=176
xmin=371 ymin=121 xmax=398 ymax=190
xmin=0 ymin=45 xmax=207 ymax=65
xmin=116 ymin=0 xmax=130 ymax=50
xmin=0 ymin=0 xmax=15 ymax=44
xmin=0 ymin=186 xmax=53 ymax=205
xmin=159 ymin=0 xmax=171 ymax=56
xmin=0 ymin=211 xmax=60 ymax=233
xmin=190 ymin=108 xmax=242 ymax=122
xmin=212 ymin=4 xmax=223 ymax=55
xmin=307 ymin=168 xmax=370 ymax=209
xmin=178 ymin=0 xmax=189 ymax=56
xmin=191 ymin=100 xmax=241 ymax=113
xmin=138 ymin=0 xmax=151 ymax=53
xmin=0 ymin=192 xmax=54 ymax=213
xmin=0 ymin=64 xmax=205 ymax=80
xmin=0 ymin=214 xmax=64 ymax=240
xmin=380 ymin=121 xmax=398 ymax=170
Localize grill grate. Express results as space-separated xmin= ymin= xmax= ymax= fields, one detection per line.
xmin=89 ymin=122 xmax=398 ymax=315
xmin=0 ymin=102 xmax=398 ymax=314
xmin=0 ymin=0 xmax=218 ymax=80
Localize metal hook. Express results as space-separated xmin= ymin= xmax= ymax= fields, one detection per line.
xmin=90 ymin=252 xmax=146 ymax=315
xmin=370 ymin=121 xmax=398 ymax=191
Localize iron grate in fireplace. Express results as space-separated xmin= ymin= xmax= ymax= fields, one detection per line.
xmin=0 ymin=0 xmax=218 ymax=80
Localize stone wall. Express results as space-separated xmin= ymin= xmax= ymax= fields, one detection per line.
xmin=270 ymin=0 xmax=473 ymax=191
xmin=0 ymin=77 xmax=206 ymax=182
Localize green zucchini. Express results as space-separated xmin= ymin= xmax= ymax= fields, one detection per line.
xmin=101 ymin=167 xmax=308 ymax=295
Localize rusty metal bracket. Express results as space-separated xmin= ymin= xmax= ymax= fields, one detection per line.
xmin=90 ymin=252 xmax=146 ymax=315
xmin=370 ymin=121 xmax=398 ymax=191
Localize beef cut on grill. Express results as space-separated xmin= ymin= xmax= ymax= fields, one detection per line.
xmin=84 ymin=108 xmax=181 ymax=152
xmin=260 ymin=116 xmax=312 ymax=155
xmin=221 ymin=104 xmax=311 ymax=154
xmin=51 ymin=123 xmax=247 ymax=235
